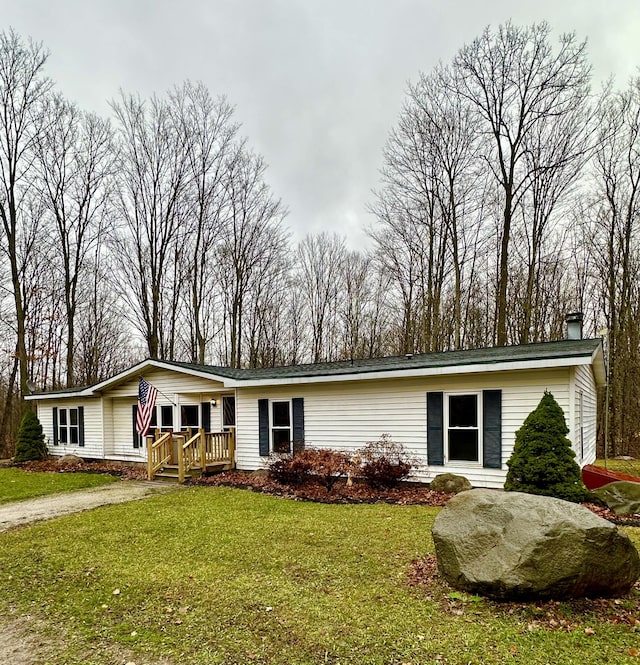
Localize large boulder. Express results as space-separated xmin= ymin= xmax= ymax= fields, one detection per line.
xmin=592 ymin=481 xmax=640 ymax=515
xmin=430 ymin=473 xmax=472 ymax=494
xmin=57 ymin=454 xmax=84 ymax=466
xmin=432 ymin=489 xmax=640 ymax=600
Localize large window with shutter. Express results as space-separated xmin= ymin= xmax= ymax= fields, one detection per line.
xmin=446 ymin=393 xmax=480 ymax=462
xmin=53 ymin=406 xmax=85 ymax=447
xmin=427 ymin=390 xmax=501 ymax=468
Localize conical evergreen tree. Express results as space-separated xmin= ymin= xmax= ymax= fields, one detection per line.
xmin=13 ymin=409 xmax=48 ymax=462
xmin=505 ymin=391 xmax=590 ymax=502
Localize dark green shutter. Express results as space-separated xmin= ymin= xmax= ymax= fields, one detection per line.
xmin=258 ymin=399 xmax=269 ymax=456
xmin=132 ymin=404 xmax=140 ymax=448
xmin=427 ymin=392 xmax=444 ymax=466
xmin=78 ymin=406 xmax=85 ymax=447
xmin=201 ymin=402 xmax=211 ymax=432
xmin=52 ymin=407 xmax=59 ymax=446
xmin=292 ymin=397 xmax=305 ymax=453
xmin=483 ymin=390 xmax=502 ymax=468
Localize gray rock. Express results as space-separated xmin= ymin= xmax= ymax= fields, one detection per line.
xmin=432 ymin=488 xmax=640 ymax=600
xmin=430 ymin=473 xmax=472 ymax=494
xmin=593 ymin=481 xmax=640 ymax=515
xmin=57 ymin=454 xmax=84 ymax=465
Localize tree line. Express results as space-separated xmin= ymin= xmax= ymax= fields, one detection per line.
xmin=1 ymin=23 xmax=639 ymax=458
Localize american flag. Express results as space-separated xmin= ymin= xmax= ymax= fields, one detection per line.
xmin=136 ymin=377 xmax=158 ymax=436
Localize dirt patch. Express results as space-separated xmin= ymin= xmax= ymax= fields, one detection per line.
xmin=0 ymin=612 xmax=175 ymax=665
xmin=0 ymin=480 xmax=180 ymax=532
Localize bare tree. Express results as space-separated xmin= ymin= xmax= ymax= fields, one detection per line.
xmin=452 ymin=22 xmax=592 ymax=345
xmin=296 ymin=232 xmax=346 ymax=363
xmin=111 ymin=91 xmax=190 ymax=359
xmin=217 ymin=148 xmax=288 ymax=367
xmin=170 ymin=82 xmax=238 ymax=363
xmin=589 ymin=77 xmax=640 ymax=456
xmin=0 ymin=29 xmax=52 ymax=399
xmin=35 ymin=94 xmax=115 ymax=385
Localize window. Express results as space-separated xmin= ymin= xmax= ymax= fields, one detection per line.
xmin=271 ymin=400 xmax=291 ymax=453
xmin=54 ymin=407 xmax=84 ymax=447
xmin=181 ymin=405 xmax=199 ymax=430
xmin=161 ymin=405 xmax=174 ymax=430
xmin=446 ymin=393 xmax=480 ymax=463
xmin=222 ymin=396 xmax=236 ymax=430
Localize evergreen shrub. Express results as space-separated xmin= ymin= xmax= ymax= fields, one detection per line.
xmin=505 ymin=391 xmax=590 ymax=503
xmin=13 ymin=409 xmax=48 ymax=463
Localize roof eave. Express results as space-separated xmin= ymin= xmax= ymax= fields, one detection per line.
xmin=224 ymin=354 xmax=598 ymax=387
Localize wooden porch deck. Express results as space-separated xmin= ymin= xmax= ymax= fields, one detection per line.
xmin=146 ymin=428 xmax=235 ymax=483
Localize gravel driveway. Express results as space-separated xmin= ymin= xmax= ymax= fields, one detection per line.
xmin=0 ymin=480 xmax=181 ymax=664
xmin=0 ymin=480 xmax=180 ymax=532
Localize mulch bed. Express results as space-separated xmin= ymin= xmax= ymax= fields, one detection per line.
xmin=18 ymin=459 xmax=148 ymax=480
xmin=190 ymin=470 xmax=455 ymax=505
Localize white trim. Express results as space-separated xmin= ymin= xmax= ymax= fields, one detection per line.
xmin=443 ymin=391 xmax=482 ymax=465
xmin=270 ymin=399 xmax=292 ymax=454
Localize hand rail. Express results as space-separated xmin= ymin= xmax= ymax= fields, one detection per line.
xmin=179 ymin=430 xmax=201 ymax=483
xmin=147 ymin=431 xmax=172 ymax=480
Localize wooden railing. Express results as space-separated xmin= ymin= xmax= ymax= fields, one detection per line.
xmin=147 ymin=427 xmax=235 ymax=482
xmin=179 ymin=430 xmax=202 ymax=483
xmin=147 ymin=431 xmax=173 ymax=480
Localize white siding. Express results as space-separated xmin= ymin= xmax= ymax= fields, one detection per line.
xmin=235 ymin=368 xmax=571 ymax=489
xmin=573 ymin=364 xmax=598 ymax=465
xmin=103 ymin=369 xmax=228 ymax=461
xmin=36 ymin=398 xmax=103 ymax=459
xmin=106 ymin=369 xmax=224 ymax=398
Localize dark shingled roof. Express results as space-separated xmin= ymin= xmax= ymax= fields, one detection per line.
xmin=159 ymin=338 xmax=602 ymax=381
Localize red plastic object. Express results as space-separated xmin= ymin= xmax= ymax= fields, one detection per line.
xmin=581 ymin=464 xmax=640 ymax=490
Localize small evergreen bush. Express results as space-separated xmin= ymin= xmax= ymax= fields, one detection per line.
xmin=505 ymin=391 xmax=590 ymax=503
xmin=358 ymin=434 xmax=413 ymax=488
xmin=13 ymin=409 xmax=48 ymax=463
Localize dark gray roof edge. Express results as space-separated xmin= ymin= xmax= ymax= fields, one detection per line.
xmin=27 ymin=338 xmax=602 ymax=397
xmin=160 ymin=338 xmax=602 ymax=381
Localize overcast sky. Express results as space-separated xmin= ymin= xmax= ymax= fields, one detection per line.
xmin=3 ymin=0 xmax=640 ymax=248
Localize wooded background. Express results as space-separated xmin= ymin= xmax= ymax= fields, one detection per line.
xmin=1 ymin=23 xmax=638 ymax=458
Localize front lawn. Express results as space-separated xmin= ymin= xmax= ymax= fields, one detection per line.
xmin=0 ymin=487 xmax=638 ymax=664
xmin=0 ymin=467 xmax=117 ymax=504
xmin=595 ymin=457 xmax=640 ymax=478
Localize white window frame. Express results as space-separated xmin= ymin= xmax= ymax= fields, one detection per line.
xmin=58 ymin=407 xmax=79 ymax=445
xmin=270 ymin=399 xmax=292 ymax=454
xmin=444 ymin=391 xmax=482 ymax=465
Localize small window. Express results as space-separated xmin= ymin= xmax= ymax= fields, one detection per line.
xmin=223 ymin=396 xmax=236 ymax=429
xmin=161 ymin=405 xmax=174 ymax=429
xmin=271 ymin=401 xmax=291 ymax=454
xmin=447 ymin=394 xmax=480 ymax=462
xmin=69 ymin=408 xmax=79 ymax=444
xmin=181 ymin=405 xmax=199 ymax=430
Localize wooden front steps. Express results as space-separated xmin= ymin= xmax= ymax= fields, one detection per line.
xmin=153 ymin=461 xmax=234 ymax=482
xmin=147 ymin=429 xmax=235 ymax=483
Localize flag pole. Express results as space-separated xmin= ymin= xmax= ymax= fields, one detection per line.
xmin=138 ymin=376 xmax=177 ymax=406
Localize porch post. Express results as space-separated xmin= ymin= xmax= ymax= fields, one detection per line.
xmin=199 ymin=427 xmax=206 ymax=470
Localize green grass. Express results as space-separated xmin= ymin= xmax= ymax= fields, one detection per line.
xmin=0 ymin=487 xmax=638 ymax=665
xmin=0 ymin=467 xmax=117 ymax=504
xmin=594 ymin=458 xmax=640 ymax=478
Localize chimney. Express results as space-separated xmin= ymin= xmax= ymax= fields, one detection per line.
xmin=566 ymin=312 xmax=583 ymax=340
